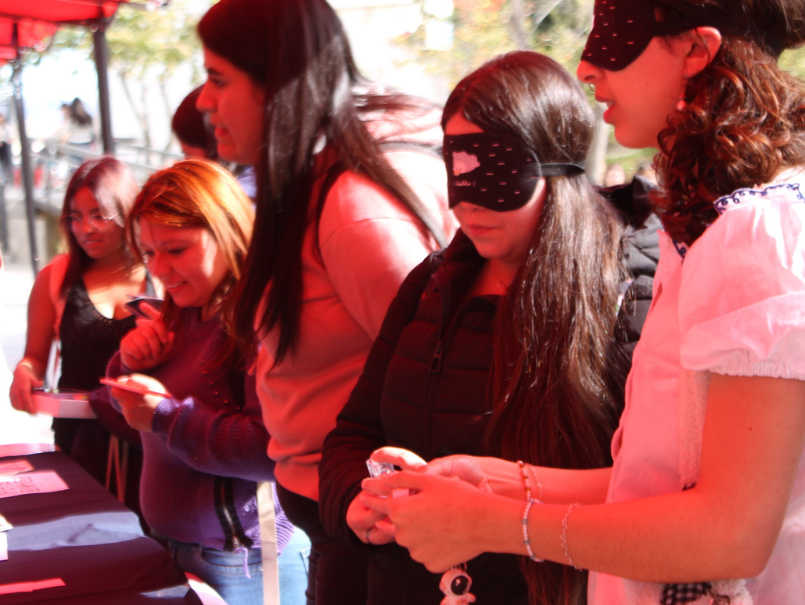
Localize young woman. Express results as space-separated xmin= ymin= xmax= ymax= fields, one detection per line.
xmin=319 ymin=51 xmax=624 ymax=605
xmin=195 ymin=0 xmax=455 ymax=602
xmin=361 ymin=1 xmax=805 ymax=604
xmin=9 ymin=157 xmax=146 ymax=495
xmin=105 ymin=159 xmax=294 ymax=605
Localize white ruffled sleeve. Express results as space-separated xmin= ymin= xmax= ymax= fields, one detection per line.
xmin=678 ymin=191 xmax=805 ymax=380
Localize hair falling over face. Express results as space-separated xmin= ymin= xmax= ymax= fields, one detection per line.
xmin=444 ymin=51 xmax=626 ymax=605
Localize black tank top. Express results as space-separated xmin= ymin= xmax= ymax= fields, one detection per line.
xmin=58 ymin=278 xmax=139 ymax=390
xmin=53 ymin=275 xmax=153 ymax=505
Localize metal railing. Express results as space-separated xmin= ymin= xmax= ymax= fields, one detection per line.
xmin=0 ymin=141 xmax=183 ymax=254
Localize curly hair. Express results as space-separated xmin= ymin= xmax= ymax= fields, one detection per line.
xmin=653 ymin=0 xmax=805 ymax=244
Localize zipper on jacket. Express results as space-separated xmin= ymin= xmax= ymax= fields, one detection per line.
xmin=214 ymin=477 xmax=254 ymax=552
xmin=429 ymin=297 xmax=478 ymax=374
xmin=430 ymin=342 xmax=444 ymax=373
xmin=215 ymin=477 xmax=239 ymax=550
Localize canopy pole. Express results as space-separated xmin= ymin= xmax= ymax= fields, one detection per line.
xmin=11 ymin=24 xmax=39 ymax=276
xmin=93 ymin=19 xmax=115 ymax=155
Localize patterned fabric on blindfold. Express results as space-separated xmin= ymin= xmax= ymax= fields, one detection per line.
xmin=443 ymin=133 xmax=584 ymax=212
xmin=581 ymin=0 xmax=777 ymax=72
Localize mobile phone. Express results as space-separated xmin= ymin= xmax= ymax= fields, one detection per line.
xmin=99 ymin=377 xmax=168 ymax=397
xmin=125 ymin=296 xmax=164 ymax=319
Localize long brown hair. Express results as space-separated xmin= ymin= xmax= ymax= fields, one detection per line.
xmin=59 ymin=156 xmax=138 ymax=296
xmin=653 ymin=0 xmax=805 ymax=245
xmin=199 ymin=0 xmax=446 ymax=364
xmin=126 ymin=159 xmax=254 ymax=367
xmin=446 ymin=52 xmax=623 ymax=605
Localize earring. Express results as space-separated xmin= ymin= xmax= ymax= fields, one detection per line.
xmin=677 ymin=81 xmax=688 ymax=112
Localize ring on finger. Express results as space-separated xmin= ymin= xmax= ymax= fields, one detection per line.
xmin=365 ymin=528 xmax=372 ymax=544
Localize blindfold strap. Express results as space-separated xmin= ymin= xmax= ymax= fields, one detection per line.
xmin=654 ymin=11 xmax=785 ymax=59
xmin=541 ymin=162 xmax=587 ymax=177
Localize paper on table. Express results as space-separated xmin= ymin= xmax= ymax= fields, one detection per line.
xmin=0 ymin=444 xmax=57 ymax=459
xmin=0 ymin=471 xmax=68 ymax=499
xmin=0 ymin=460 xmax=34 ymax=475
xmin=0 ymin=578 xmax=66 ymax=595
xmin=0 ymin=533 xmax=6 ymax=562
xmin=0 ymin=513 xmax=11 ymax=532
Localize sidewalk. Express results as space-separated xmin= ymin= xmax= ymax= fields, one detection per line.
xmin=0 ymin=261 xmax=54 ymax=445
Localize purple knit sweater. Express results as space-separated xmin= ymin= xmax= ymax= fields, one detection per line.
xmin=107 ymin=307 xmax=294 ymax=553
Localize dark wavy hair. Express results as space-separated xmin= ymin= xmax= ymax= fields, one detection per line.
xmin=653 ymin=0 xmax=805 ymax=244
xmin=59 ymin=156 xmax=138 ymax=296
xmin=68 ymin=98 xmax=92 ymax=127
xmin=172 ymin=86 xmax=219 ymax=162
xmin=447 ymin=52 xmax=623 ymax=605
xmin=198 ymin=0 xmax=446 ymax=363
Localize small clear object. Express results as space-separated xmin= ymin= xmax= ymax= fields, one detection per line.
xmin=366 ymin=459 xmax=395 ymax=478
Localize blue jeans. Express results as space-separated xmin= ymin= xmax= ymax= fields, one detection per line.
xmin=279 ymin=528 xmax=311 ymax=604
xmin=168 ymin=540 xmax=263 ymax=605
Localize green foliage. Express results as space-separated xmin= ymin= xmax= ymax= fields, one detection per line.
xmin=780 ymin=45 xmax=805 ymax=81
xmin=394 ymin=0 xmax=593 ymax=90
xmin=46 ymin=0 xmax=205 ymax=83
xmin=106 ymin=0 xmax=203 ymax=83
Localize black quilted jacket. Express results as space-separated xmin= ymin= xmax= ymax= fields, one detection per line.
xmin=319 ymin=178 xmax=660 ymax=604
xmin=320 ymin=230 xmax=528 ymax=604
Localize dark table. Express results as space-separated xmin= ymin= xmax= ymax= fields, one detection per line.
xmin=0 ymin=450 xmax=202 ymax=604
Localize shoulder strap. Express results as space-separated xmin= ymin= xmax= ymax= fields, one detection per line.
xmin=49 ymin=254 xmax=70 ymax=336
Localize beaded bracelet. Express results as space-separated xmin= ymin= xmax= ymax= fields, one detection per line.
xmin=560 ymin=502 xmax=581 ymax=570
xmin=521 ymin=498 xmax=544 ymax=562
xmin=517 ymin=461 xmax=544 ymax=503
xmin=525 ymin=463 xmax=544 ymax=503
xmin=517 ymin=461 xmax=531 ymax=500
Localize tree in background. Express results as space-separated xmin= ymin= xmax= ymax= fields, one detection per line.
xmin=396 ymin=0 xmax=805 ymax=183
xmin=50 ymin=0 xmax=205 ymax=153
xmin=395 ymin=0 xmax=617 ymax=179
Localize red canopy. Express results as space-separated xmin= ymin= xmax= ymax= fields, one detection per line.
xmin=0 ymin=0 xmax=132 ymax=61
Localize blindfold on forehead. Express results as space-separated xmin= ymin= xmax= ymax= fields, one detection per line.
xmin=443 ymin=133 xmax=585 ymax=212
xmin=581 ymin=0 xmax=779 ymax=72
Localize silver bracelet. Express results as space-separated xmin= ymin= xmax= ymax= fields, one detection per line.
xmin=561 ymin=502 xmax=581 ymax=570
xmin=521 ymin=498 xmax=543 ymax=562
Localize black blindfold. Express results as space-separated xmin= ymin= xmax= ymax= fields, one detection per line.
xmin=581 ymin=0 xmax=782 ymax=72
xmin=443 ymin=133 xmax=584 ymax=212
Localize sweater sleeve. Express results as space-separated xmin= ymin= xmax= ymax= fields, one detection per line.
xmin=318 ymin=169 xmax=442 ymax=340
xmin=679 ymin=195 xmax=805 ymax=380
xmin=149 ymin=369 xmax=275 ymax=483
xmin=319 ymin=253 xmax=436 ymax=549
xmin=88 ymin=382 xmax=142 ymax=447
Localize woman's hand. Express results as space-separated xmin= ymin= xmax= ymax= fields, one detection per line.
xmin=110 ymin=374 xmax=170 ymax=432
xmin=361 ymin=471 xmax=501 ymax=572
xmin=347 ymin=492 xmax=396 ymax=546
xmin=9 ymin=361 xmax=43 ymax=414
xmin=370 ymin=446 xmax=427 ymax=471
xmin=119 ymin=303 xmax=174 ymax=371
xmin=424 ymin=454 xmax=526 ymax=497
xmin=347 ymin=447 xmax=428 ymax=545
